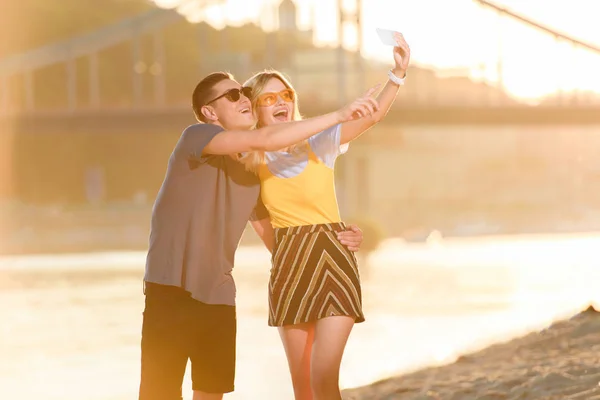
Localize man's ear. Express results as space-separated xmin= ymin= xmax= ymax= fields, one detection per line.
xmin=201 ymin=105 xmax=218 ymax=122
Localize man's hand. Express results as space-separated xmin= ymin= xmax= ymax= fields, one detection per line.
xmin=392 ymin=32 xmax=411 ymax=78
xmin=337 ymin=224 xmax=363 ymax=252
xmin=250 ymin=218 xmax=275 ymax=254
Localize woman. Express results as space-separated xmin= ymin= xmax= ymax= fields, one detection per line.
xmin=242 ymin=32 xmax=410 ymax=400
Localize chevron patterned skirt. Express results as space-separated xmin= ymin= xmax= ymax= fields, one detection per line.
xmin=268 ymin=222 xmax=365 ymax=327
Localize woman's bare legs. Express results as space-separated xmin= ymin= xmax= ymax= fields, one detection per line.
xmin=310 ymin=316 xmax=355 ymax=400
xmin=278 ymin=322 xmax=315 ymax=400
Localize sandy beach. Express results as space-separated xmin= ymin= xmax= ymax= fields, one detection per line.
xmin=343 ymin=305 xmax=600 ymax=400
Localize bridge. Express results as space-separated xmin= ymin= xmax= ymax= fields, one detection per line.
xmin=1 ymin=0 xmax=600 ymax=133
xmin=1 ymin=0 xmax=599 ymax=243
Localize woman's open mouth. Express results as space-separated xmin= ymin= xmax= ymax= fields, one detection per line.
xmin=273 ymin=108 xmax=289 ymax=121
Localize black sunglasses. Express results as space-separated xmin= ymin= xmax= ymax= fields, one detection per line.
xmin=205 ymin=87 xmax=252 ymax=106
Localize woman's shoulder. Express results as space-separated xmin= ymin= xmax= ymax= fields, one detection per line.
xmin=262 ymin=148 xmax=311 ymax=178
xmin=265 ymin=147 xmax=308 ymax=162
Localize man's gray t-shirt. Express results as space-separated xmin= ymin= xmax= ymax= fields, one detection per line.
xmin=144 ymin=123 xmax=268 ymax=306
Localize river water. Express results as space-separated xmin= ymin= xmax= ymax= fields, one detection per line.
xmin=1 ymin=233 xmax=599 ymax=399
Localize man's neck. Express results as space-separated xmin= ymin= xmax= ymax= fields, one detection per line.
xmin=208 ymin=121 xmax=225 ymax=130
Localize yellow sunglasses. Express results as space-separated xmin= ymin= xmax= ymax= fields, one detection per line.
xmin=256 ymin=89 xmax=295 ymax=107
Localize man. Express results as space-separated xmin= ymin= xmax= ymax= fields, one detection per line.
xmin=139 ymin=71 xmax=370 ymax=400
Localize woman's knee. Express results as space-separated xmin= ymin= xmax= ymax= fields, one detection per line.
xmin=292 ymin=380 xmax=314 ymax=400
xmin=310 ymin=367 xmax=340 ymax=396
xmin=289 ymin=364 xmax=312 ymax=394
xmin=311 ymin=377 xmax=340 ymax=398
xmin=279 ymin=323 xmax=315 ymax=399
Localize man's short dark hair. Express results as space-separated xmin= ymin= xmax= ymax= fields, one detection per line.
xmin=192 ymin=71 xmax=234 ymax=122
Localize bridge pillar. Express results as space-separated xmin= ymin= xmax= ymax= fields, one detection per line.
xmin=132 ymin=33 xmax=143 ymax=108
xmin=264 ymin=3 xmax=277 ymax=67
xmin=554 ymin=35 xmax=563 ymax=106
xmin=336 ymin=0 xmax=364 ymax=104
xmin=67 ymin=57 xmax=77 ymax=113
xmin=336 ymin=0 xmax=346 ymax=106
xmin=356 ymin=0 xmax=365 ymax=92
xmin=89 ymin=52 xmax=100 ymax=109
xmin=336 ymin=0 xmax=364 ymax=218
xmin=152 ymin=29 xmax=166 ymax=107
xmin=495 ymin=9 xmax=505 ymax=105
xmin=570 ymin=43 xmax=580 ymax=106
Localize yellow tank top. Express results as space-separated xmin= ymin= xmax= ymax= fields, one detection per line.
xmin=257 ymin=124 xmax=345 ymax=229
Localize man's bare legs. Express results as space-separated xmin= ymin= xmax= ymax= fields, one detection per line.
xmin=193 ymin=391 xmax=223 ymax=400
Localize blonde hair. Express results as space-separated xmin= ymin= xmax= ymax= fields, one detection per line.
xmin=239 ymin=69 xmax=307 ymax=172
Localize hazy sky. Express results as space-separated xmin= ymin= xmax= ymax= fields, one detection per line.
xmin=152 ymin=0 xmax=600 ymax=100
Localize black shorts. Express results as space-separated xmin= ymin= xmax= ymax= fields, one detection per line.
xmin=138 ymin=283 xmax=236 ymax=400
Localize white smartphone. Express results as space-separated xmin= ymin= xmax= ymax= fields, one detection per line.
xmin=376 ymin=28 xmax=398 ymax=47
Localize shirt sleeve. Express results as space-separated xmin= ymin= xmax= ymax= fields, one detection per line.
xmin=249 ymin=196 xmax=269 ymax=221
xmin=307 ymin=123 xmax=349 ymax=168
xmin=178 ymin=123 xmax=224 ymax=160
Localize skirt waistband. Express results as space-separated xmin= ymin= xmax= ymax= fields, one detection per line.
xmin=274 ymin=222 xmax=347 ymax=238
